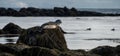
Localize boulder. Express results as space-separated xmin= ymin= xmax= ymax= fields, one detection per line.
xmin=17 ymin=25 xmax=68 ymax=51
xmin=2 ymin=22 xmax=22 ymax=34
xmin=90 ymin=46 xmax=115 ymax=56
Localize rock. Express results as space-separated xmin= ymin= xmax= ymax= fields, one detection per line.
xmin=18 ymin=47 xmax=59 ymax=56
xmin=17 ymin=25 xmax=68 ymax=51
xmin=90 ymin=46 xmax=115 ymax=56
xmin=0 ymin=43 xmax=30 ymax=55
xmin=0 ymin=44 xmax=17 ymax=54
xmin=0 ymin=7 xmax=120 ymax=16
xmin=115 ymin=45 xmax=120 ymax=56
xmin=19 ymin=8 xmax=33 ymax=16
xmin=0 ymin=29 xmax=4 ymax=34
xmin=0 ymin=43 xmax=101 ymax=56
xmin=6 ymin=8 xmax=18 ymax=16
xmin=54 ymin=7 xmax=65 ymax=16
xmin=69 ymin=7 xmax=78 ymax=16
xmin=0 ymin=7 xmax=7 ymax=16
xmin=2 ymin=22 xmax=22 ymax=34
xmin=0 ymin=53 xmax=15 ymax=56
xmin=59 ymin=49 xmax=100 ymax=56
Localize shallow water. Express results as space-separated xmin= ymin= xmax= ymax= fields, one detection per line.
xmin=0 ymin=16 xmax=120 ymax=49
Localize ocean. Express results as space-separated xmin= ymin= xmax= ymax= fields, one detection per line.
xmin=78 ymin=8 xmax=120 ymax=14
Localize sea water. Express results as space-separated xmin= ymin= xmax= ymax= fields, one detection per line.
xmin=0 ymin=16 xmax=120 ymax=50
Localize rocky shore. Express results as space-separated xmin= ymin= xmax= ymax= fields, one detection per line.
xmin=0 ymin=22 xmax=120 ymax=56
xmin=0 ymin=7 xmax=120 ymax=17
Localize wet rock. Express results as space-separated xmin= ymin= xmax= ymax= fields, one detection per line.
xmin=17 ymin=25 xmax=68 ymax=51
xmin=90 ymin=46 xmax=115 ymax=56
xmin=0 ymin=43 xmax=30 ymax=55
xmin=0 ymin=44 xmax=17 ymax=54
xmin=18 ymin=47 xmax=59 ymax=56
xmin=59 ymin=49 xmax=100 ymax=56
xmin=0 ymin=53 xmax=15 ymax=56
xmin=2 ymin=22 xmax=22 ymax=34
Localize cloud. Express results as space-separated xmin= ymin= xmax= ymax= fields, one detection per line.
xmin=0 ymin=0 xmax=28 ymax=8
xmin=16 ymin=2 xmax=28 ymax=8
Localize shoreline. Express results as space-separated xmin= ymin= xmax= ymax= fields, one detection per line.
xmin=0 ymin=7 xmax=120 ymax=17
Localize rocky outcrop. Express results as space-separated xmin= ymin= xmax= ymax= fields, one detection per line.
xmin=18 ymin=47 xmax=59 ymax=56
xmin=0 ymin=43 xmax=30 ymax=56
xmin=0 ymin=7 xmax=120 ymax=16
xmin=90 ymin=46 xmax=115 ymax=56
xmin=17 ymin=25 xmax=68 ymax=51
xmin=0 ymin=53 xmax=15 ymax=56
xmin=2 ymin=22 xmax=22 ymax=34
xmin=90 ymin=45 xmax=120 ymax=56
xmin=0 ymin=43 xmax=100 ymax=56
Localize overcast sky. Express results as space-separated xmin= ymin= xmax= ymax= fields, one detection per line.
xmin=0 ymin=0 xmax=120 ymax=8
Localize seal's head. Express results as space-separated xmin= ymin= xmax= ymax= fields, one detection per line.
xmin=55 ymin=19 xmax=62 ymax=25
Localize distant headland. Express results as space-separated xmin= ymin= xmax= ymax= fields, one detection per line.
xmin=0 ymin=7 xmax=120 ymax=17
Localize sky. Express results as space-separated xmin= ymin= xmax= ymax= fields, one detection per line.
xmin=0 ymin=0 xmax=120 ymax=8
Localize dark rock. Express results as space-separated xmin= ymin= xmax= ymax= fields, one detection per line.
xmin=0 ymin=43 xmax=30 ymax=55
xmin=59 ymin=49 xmax=100 ymax=56
xmin=0 ymin=29 xmax=4 ymax=34
xmin=17 ymin=25 xmax=68 ymax=51
xmin=115 ymin=45 xmax=120 ymax=56
xmin=2 ymin=22 xmax=22 ymax=34
xmin=0 ymin=44 xmax=17 ymax=54
xmin=0 ymin=7 xmax=7 ymax=16
xmin=18 ymin=47 xmax=59 ymax=56
xmin=19 ymin=8 xmax=33 ymax=16
xmin=0 ymin=53 xmax=15 ymax=56
xmin=0 ymin=7 xmax=120 ymax=16
xmin=69 ymin=7 xmax=78 ymax=16
xmin=86 ymin=28 xmax=91 ymax=31
xmin=54 ymin=7 xmax=65 ymax=16
xmin=6 ymin=8 xmax=18 ymax=16
xmin=0 ymin=43 xmax=100 ymax=56
xmin=90 ymin=46 xmax=115 ymax=56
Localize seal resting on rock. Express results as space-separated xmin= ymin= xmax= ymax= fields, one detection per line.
xmin=17 ymin=19 xmax=68 ymax=51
